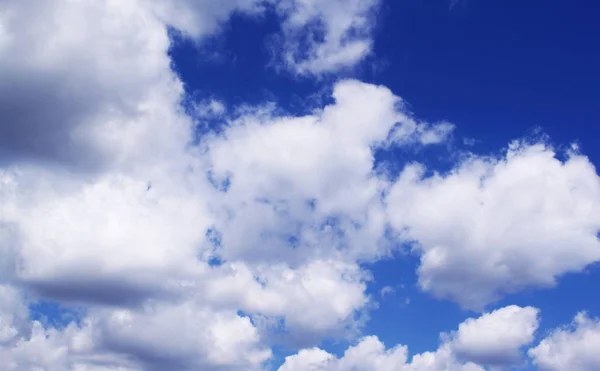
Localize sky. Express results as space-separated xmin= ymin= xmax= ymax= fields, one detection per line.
xmin=0 ymin=0 xmax=599 ymax=370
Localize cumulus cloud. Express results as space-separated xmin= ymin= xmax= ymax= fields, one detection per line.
xmin=0 ymin=0 xmax=380 ymax=170
xmin=1 ymin=0 xmax=599 ymax=369
xmin=0 ymin=74 xmax=452 ymax=369
xmin=279 ymin=305 xmax=538 ymax=370
xmin=529 ymin=312 xmax=600 ymax=371
xmin=0 ymin=0 xmax=448 ymax=362
xmin=278 ymin=336 xmax=409 ymax=371
xmin=205 ymin=79 xmax=455 ymax=267
xmin=387 ymin=142 xmax=600 ymax=309
xmin=0 ymin=299 xmax=271 ymax=371
xmin=0 ymin=0 xmax=188 ymax=170
xmin=0 ymin=0 xmax=396 ymax=367
xmin=449 ymin=305 xmax=539 ymax=367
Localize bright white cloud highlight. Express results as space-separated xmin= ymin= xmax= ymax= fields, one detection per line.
xmin=206 ymin=79 xmax=454 ymax=266
xmin=529 ymin=312 xmax=600 ymax=371
xmin=450 ymin=305 xmax=539 ymax=366
xmin=388 ymin=142 xmax=600 ymax=309
xmin=273 ymin=0 xmax=381 ymax=74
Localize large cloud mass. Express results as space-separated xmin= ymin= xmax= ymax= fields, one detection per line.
xmin=1 ymin=0 xmax=599 ymax=370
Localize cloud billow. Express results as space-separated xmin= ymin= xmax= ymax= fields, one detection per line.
xmin=0 ymin=1 xmax=599 ymax=370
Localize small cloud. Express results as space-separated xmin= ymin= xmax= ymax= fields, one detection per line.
xmin=417 ymin=121 xmax=454 ymax=145
xmin=463 ymin=137 xmax=480 ymax=146
xmin=194 ymin=99 xmax=227 ymax=117
xmin=379 ymin=286 xmax=395 ymax=298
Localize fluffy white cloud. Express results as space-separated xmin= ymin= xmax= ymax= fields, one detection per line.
xmin=206 ymin=80 xmax=450 ymax=267
xmin=0 ymin=299 xmax=271 ymax=371
xmin=0 ymin=0 xmax=189 ymax=170
xmin=0 ymin=77 xmax=444 ymax=342
xmin=147 ymin=0 xmax=382 ymax=75
xmin=95 ymin=302 xmax=271 ymax=370
xmin=1 ymin=76 xmax=452 ymax=368
xmin=0 ymin=164 xmax=215 ymax=305
xmin=387 ymin=142 xmax=600 ymax=309
xmin=449 ymin=305 xmax=539 ymax=366
xmin=0 ymin=0 xmax=394 ymax=367
xmin=279 ymin=305 xmax=538 ymax=371
xmin=202 ymin=260 xmax=369 ymax=344
xmin=2 ymin=1 xmax=599 ymax=369
xmin=278 ymin=336 xmax=409 ymax=371
xmin=0 ymin=286 xmax=28 ymax=346
xmin=528 ymin=312 xmax=600 ymax=371
xmin=273 ymin=0 xmax=381 ymax=74
xmin=0 ymin=0 xmax=380 ymax=171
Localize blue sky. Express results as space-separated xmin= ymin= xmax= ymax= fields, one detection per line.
xmin=1 ymin=1 xmax=600 ymax=370
xmin=172 ymin=0 xmax=600 ymax=160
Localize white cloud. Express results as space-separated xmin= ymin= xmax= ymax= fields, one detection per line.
xmin=0 ymin=285 xmax=28 ymax=347
xmin=1 ymin=1 xmax=599 ymax=369
xmin=278 ymin=336 xmax=409 ymax=371
xmin=96 ymin=302 xmax=271 ymax=370
xmin=528 ymin=312 xmax=600 ymax=371
xmin=148 ymin=0 xmax=382 ymax=75
xmin=0 ymin=0 xmax=399 ymax=366
xmin=386 ymin=120 xmax=454 ymax=147
xmin=449 ymin=305 xmax=539 ymax=366
xmin=0 ymin=0 xmax=381 ymax=171
xmin=1 ymin=167 xmax=213 ymax=305
xmin=206 ymin=80 xmax=452 ymax=266
xmin=279 ymin=305 xmax=538 ymax=371
xmin=379 ymin=286 xmax=395 ymax=298
xmin=145 ymin=0 xmax=269 ymax=39
xmin=203 ymin=260 xmax=369 ymax=342
xmin=387 ymin=142 xmax=600 ymax=309
xmin=0 ymin=74 xmax=453 ymax=368
xmin=273 ymin=0 xmax=381 ymax=74
xmin=0 ymin=299 xmax=271 ymax=371
xmin=0 ymin=0 xmax=189 ymax=171
xmin=417 ymin=122 xmax=454 ymax=145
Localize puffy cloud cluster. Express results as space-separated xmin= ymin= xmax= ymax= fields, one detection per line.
xmin=206 ymin=80 xmax=435 ymax=266
xmin=0 ymin=0 xmax=380 ymax=173
xmin=1 ymin=0 xmax=600 ymax=370
xmin=273 ymin=0 xmax=381 ymax=74
xmin=279 ymin=305 xmax=539 ymax=370
xmin=449 ymin=305 xmax=539 ymax=366
xmin=529 ymin=313 xmax=600 ymax=371
xmin=0 ymin=302 xmax=271 ymax=371
xmin=387 ymin=142 xmax=600 ymax=309
xmin=0 ymin=0 xmax=185 ymax=170
xmin=0 ymin=2 xmax=449 ymax=368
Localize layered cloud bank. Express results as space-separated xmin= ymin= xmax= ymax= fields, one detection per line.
xmin=1 ymin=0 xmax=599 ymax=370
